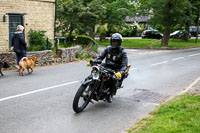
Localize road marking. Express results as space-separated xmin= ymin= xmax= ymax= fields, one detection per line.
xmin=2 ymin=52 xmax=200 ymax=102
xmin=172 ymin=57 xmax=185 ymax=61
xmin=0 ymin=81 xmax=79 ymax=102
xmin=187 ymin=53 xmax=200 ymax=57
xmin=150 ymin=61 xmax=168 ymax=66
xmin=180 ymin=76 xmax=200 ymax=94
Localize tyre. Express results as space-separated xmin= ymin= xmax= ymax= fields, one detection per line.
xmin=73 ymin=84 xmax=92 ymax=113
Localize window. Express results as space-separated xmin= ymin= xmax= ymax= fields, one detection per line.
xmin=9 ymin=14 xmax=24 ymax=47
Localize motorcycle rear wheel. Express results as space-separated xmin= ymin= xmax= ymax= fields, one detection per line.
xmin=73 ymin=84 xmax=92 ymax=113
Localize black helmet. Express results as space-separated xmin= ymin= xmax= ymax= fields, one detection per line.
xmin=110 ymin=33 xmax=123 ymax=48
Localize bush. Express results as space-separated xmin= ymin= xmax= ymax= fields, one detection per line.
xmin=154 ymin=24 xmax=165 ymax=33
xmin=119 ymin=28 xmax=132 ymax=37
xmin=75 ymin=35 xmax=98 ymax=46
xmin=107 ymin=25 xmax=120 ymax=37
xmin=76 ymin=51 xmax=93 ymax=61
xmin=97 ymin=26 xmax=107 ymax=36
xmin=28 ymin=29 xmax=52 ymax=51
xmin=132 ymin=26 xmax=138 ymax=36
xmin=64 ymin=32 xmax=77 ymax=42
xmin=76 ymin=43 xmax=99 ymax=61
xmin=85 ymin=43 xmax=99 ymax=53
xmin=28 ymin=45 xmax=43 ymax=51
xmin=107 ymin=25 xmax=138 ymax=37
xmin=136 ymin=23 xmax=146 ymax=36
xmin=97 ymin=26 xmax=107 ymax=41
xmin=76 ymin=49 xmax=99 ymax=61
xmin=59 ymin=42 xmax=75 ymax=48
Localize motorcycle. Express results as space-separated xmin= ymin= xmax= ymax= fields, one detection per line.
xmin=72 ymin=60 xmax=131 ymax=113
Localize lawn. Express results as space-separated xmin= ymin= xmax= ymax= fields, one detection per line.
xmin=128 ymin=94 xmax=200 ymax=133
xmin=98 ymin=39 xmax=200 ymax=49
xmin=98 ymin=39 xmax=158 ymax=49
xmin=153 ymin=39 xmax=200 ymax=49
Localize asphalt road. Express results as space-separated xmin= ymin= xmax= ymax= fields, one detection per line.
xmin=1 ymin=47 xmax=200 ymax=133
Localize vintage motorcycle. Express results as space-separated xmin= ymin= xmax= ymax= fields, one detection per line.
xmin=72 ymin=60 xmax=131 ymax=113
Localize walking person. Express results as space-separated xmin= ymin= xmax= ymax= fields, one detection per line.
xmin=10 ymin=25 xmax=27 ymax=70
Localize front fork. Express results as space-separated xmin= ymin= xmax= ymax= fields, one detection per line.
xmin=81 ymin=77 xmax=100 ymax=100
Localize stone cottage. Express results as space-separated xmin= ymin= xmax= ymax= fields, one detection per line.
xmin=0 ymin=0 xmax=56 ymax=52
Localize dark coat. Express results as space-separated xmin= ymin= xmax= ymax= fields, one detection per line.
xmin=11 ymin=31 xmax=27 ymax=53
xmin=94 ymin=46 xmax=128 ymax=74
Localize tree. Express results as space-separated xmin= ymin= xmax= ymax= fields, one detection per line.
xmin=147 ymin=0 xmax=192 ymax=46
xmin=57 ymin=0 xmax=136 ymax=39
xmin=104 ymin=0 xmax=136 ymax=34
xmin=189 ymin=0 xmax=200 ymax=43
xmin=78 ymin=0 xmax=106 ymax=37
xmin=183 ymin=0 xmax=200 ymax=41
xmin=139 ymin=0 xmax=192 ymax=45
xmin=56 ymin=0 xmax=82 ymax=41
xmin=140 ymin=0 xmax=200 ymax=42
xmin=56 ymin=0 xmax=105 ymax=40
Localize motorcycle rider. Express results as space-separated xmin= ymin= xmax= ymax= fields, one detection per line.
xmin=93 ymin=33 xmax=128 ymax=103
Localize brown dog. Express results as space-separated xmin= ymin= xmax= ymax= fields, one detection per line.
xmin=19 ymin=56 xmax=38 ymax=76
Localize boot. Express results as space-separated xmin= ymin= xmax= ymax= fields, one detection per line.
xmin=107 ymin=95 xmax=113 ymax=103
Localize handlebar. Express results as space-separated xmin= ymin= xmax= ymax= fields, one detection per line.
xmin=101 ymin=67 xmax=115 ymax=74
xmin=90 ymin=60 xmax=101 ymax=66
xmin=89 ymin=60 xmax=122 ymax=79
xmin=90 ymin=60 xmax=115 ymax=74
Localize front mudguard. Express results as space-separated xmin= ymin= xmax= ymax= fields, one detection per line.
xmin=81 ymin=77 xmax=100 ymax=101
xmin=81 ymin=78 xmax=93 ymax=86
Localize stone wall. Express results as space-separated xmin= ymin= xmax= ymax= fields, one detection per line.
xmin=0 ymin=0 xmax=55 ymax=52
xmin=0 ymin=46 xmax=81 ymax=69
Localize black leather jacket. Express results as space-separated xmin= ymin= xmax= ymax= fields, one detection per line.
xmin=94 ymin=46 xmax=128 ymax=74
xmin=11 ymin=31 xmax=27 ymax=53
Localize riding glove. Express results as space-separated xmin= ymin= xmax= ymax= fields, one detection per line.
xmin=115 ymin=72 xmax=122 ymax=78
xmin=87 ymin=62 xmax=91 ymax=66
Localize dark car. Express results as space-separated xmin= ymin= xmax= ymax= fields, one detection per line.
xmin=189 ymin=26 xmax=200 ymax=37
xmin=141 ymin=30 xmax=163 ymax=39
xmin=170 ymin=30 xmax=191 ymax=39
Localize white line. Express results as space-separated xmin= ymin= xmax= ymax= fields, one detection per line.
xmin=188 ymin=53 xmax=200 ymax=57
xmin=172 ymin=57 xmax=185 ymax=61
xmin=151 ymin=61 xmax=168 ymax=66
xmin=180 ymin=76 xmax=200 ymax=94
xmin=0 ymin=81 xmax=79 ymax=102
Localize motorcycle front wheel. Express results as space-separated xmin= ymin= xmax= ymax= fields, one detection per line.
xmin=73 ymin=84 xmax=92 ymax=113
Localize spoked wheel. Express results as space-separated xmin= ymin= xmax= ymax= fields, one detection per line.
xmin=73 ymin=84 xmax=92 ymax=113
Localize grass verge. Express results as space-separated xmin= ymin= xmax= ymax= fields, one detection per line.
xmin=153 ymin=39 xmax=200 ymax=49
xmin=98 ymin=39 xmax=158 ymax=49
xmin=98 ymin=39 xmax=200 ymax=49
xmin=128 ymin=93 xmax=200 ymax=133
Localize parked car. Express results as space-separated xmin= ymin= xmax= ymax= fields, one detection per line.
xmin=141 ymin=30 xmax=163 ymax=39
xmin=170 ymin=30 xmax=191 ymax=39
xmin=189 ymin=26 xmax=200 ymax=37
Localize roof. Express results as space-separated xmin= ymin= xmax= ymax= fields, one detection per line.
xmin=125 ymin=16 xmax=150 ymax=23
